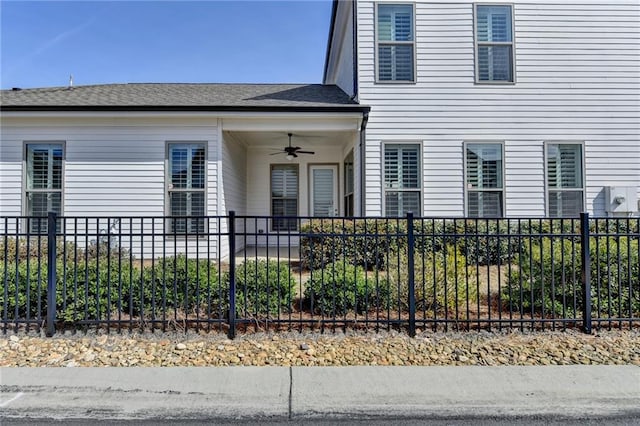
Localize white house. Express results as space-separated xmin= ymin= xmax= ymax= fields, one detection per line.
xmin=324 ymin=0 xmax=639 ymax=218
xmin=1 ymin=0 xmax=639 ymax=257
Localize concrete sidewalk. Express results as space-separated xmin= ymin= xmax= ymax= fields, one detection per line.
xmin=1 ymin=366 xmax=639 ymax=421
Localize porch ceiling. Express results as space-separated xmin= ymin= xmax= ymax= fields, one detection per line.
xmin=226 ymin=130 xmax=354 ymax=149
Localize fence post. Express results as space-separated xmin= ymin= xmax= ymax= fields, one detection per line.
xmin=46 ymin=212 xmax=57 ymax=337
xmin=407 ymin=212 xmax=416 ymax=337
xmin=228 ymin=211 xmax=236 ymax=339
xmin=579 ymin=212 xmax=592 ymax=334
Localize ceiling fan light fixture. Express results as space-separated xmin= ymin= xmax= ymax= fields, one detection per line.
xmin=286 ymin=154 xmax=294 ymax=161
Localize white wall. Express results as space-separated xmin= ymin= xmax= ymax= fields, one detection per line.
xmin=0 ymin=115 xmax=221 ymax=257
xmin=324 ymin=0 xmax=356 ymax=97
xmin=356 ymin=0 xmax=640 ymax=217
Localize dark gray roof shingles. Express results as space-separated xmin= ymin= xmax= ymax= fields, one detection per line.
xmin=0 ymin=83 xmax=366 ymax=111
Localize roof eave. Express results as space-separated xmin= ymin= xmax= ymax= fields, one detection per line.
xmin=0 ymin=104 xmax=370 ymax=113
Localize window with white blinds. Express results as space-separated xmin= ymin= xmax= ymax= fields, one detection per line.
xmin=271 ymin=164 xmax=298 ymax=231
xmin=475 ymin=5 xmax=514 ymax=83
xmin=465 ymin=143 xmax=504 ymax=217
xmin=344 ymin=151 xmax=354 ymax=217
xmin=546 ymin=143 xmax=584 ymax=217
xmin=377 ymin=4 xmax=414 ymax=82
xmin=384 ymin=144 xmax=421 ymax=216
xmin=167 ymin=143 xmax=206 ymax=233
xmin=25 ymin=143 xmax=64 ymax=233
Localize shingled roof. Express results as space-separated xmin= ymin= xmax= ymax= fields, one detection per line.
xmin=0 ymin=83 xmax=368 ymax=112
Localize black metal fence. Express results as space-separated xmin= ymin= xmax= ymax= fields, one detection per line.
xmin=1 ymin=212 xmax=638 ymax=337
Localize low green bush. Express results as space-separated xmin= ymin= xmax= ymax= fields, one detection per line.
xmin=300 ymin=219 xmax=399 ymax=270
xmin=502 ymin=236 xmax=639 ymax=318
xmin=0 ymin=256 xmax=223 ymax=322
xmin=135 ymin=255 xmax=224 ymax=318
xmin=304 ymin=262 xmax=391 ymax=315
xmin=387 ymin=246 xmax=479 ymax=314
xmin=233 ymin=260 xmax=296 ymax=317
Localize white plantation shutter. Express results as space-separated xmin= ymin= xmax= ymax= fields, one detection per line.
xmin=466 ymin=143 xmax=504 ymax=217
xmin=547 ymin=144 xmax=584 ymax=217
xmin=271 ymin=165 xmax=298 ymax=230
xmin=167 ymin=143 xmax=206 ymax=233
xmin=377 ymin=4 xmax=414 ymax=82
xmin=26 ymin=144 xmax=63 ymax=232
xmin=476 ymin=5 xmax=514 ymax=82
xmin=312 ymin=168 xmax=334 ymax=216
xmin=384 ymin=145 xmax=421 ymax=216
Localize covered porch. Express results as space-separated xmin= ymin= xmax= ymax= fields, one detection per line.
xmin=218 ymin=113 xmax=365 ymax=254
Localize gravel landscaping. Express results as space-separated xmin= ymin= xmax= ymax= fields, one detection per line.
xmin=1 ymin=329 xmax=639 ymax=368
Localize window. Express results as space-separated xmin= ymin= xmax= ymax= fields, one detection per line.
xmin=475 ymin=4 xmax=514 ymax=83
xmin=344 ymin=151 xmax=355 ymax=217
xmin=271 ymin=164 xmax=298 ymax=231
xmin=384 ymin=144 xmax=421 ymax=216
xmin=167 ymin=143 xmax=206 ymax=233
xmin=25 ymin=143 xmax=64 ymax=232
xmin=377 ymin=4 xmax=415 ymax=82
xmin=546 ymin=143 xmax=584 ymax=217
xmin=466 ymin=143 xmax=504 ymax=217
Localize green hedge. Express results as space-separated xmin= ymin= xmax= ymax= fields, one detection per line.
xmin=502 ymin=236 xmax=639 ymax=318
xmin=304 ymin=262 xmax=391 ymax=315
xmin=233 ymin=260 xmax=296 ymax=317
xmin=0 ymin=256 xmax=299 ymax=322
xmin=300 ymin=218 xmax=525 ymax=269
xmin=387 ymin=246 xmax=479 ymax=314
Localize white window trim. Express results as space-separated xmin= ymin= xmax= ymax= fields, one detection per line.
xmin=375 ymin=2 xmax=417 ymax=84
xmin=22 ymin=141 xmax=65 ymax=219
xmin=463 ymin=141 xmax=506 ymax=218
xmin=270 ymin=163 xmax=300 ymax=232
xmin=165 ymin=141 xmax=208 ymax=234
xmin=473 ymin=3 xmax=516 ymax=85
xmin=381 ymin=142 xmax=423 ymax=217
xmin=544 ymin=141 xmax=586 ymax=218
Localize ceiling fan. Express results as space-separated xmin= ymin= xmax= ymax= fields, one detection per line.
xmin=270 ymin=133 xmax=315 ymax=160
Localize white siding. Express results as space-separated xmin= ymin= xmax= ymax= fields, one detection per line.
xmin=0 ymin=116 xmax=220 ymax=257
xmin=220 ymin=131 xmax=248 ymax=257
xmin=357 ymin=0 xmax=640 ymax=217
xmin=325 ymin=0 xmax=356 ymax=97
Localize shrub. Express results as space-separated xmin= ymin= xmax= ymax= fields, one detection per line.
xmin=304 ymin=262 xmax=391 ymax=315
xmin=233 ymin=260 xmax=296 ymax=317
xmin=502 ymin=236 xmax=639 ymax=318
xmin=387 ymin=246 xmax=479 ymax=314
xmin=0 ymin=255 xmax=223 ymax=322
xmin=300 ymin=219 xmax=400 ymax=270
xmin=0 ymin=259 xmax=129 ymax=322
xmin=134 ymin=255 xmax=223 ymax=318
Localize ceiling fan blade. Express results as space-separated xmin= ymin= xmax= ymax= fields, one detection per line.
xmin=296 ymin=150 xmax=315 ymax=155
xmin=269 ymin=151 xmax=284 ymax=155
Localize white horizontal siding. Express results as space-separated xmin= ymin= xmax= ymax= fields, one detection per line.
xmin=325 ymin=0 xmax=356 ymax=97
xmin=357 ymin=0 xmax=640 ymax=216
xmin=0 ymin=117 xmax=221 ymax=256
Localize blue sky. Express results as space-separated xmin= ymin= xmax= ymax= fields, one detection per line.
xmin=0 ymin=0 xmax=333 ymax=89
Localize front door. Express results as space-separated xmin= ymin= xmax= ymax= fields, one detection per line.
xmin=309 ymin=164 xmax=338 ymax=217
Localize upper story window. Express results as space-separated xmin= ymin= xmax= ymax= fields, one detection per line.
xmin=25 ymin=143 xmax=64 ymax=232
xmin=546 ymin=143 xmax=585 ymax=217
xmin=376 ymin=4 xmax=415 ymax=82
xmin=465 ymin=143 xmax=504 ymax=217
xmin=475 ymin=4 xmax=514 ymax=83
xmin=384 ymin=144 xmax=421 ymax=216
xmin=167 ymin=143 xmax=206 ymax=234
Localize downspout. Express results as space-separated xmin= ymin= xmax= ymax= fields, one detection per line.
xmin=359 ymin=111 xmax=368 ymax=216
xmin=351 ymin=0 xmax=359 ymax=101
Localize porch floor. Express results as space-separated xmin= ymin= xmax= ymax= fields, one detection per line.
xmin=235 ymin=245 xmax=300 ymax=264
